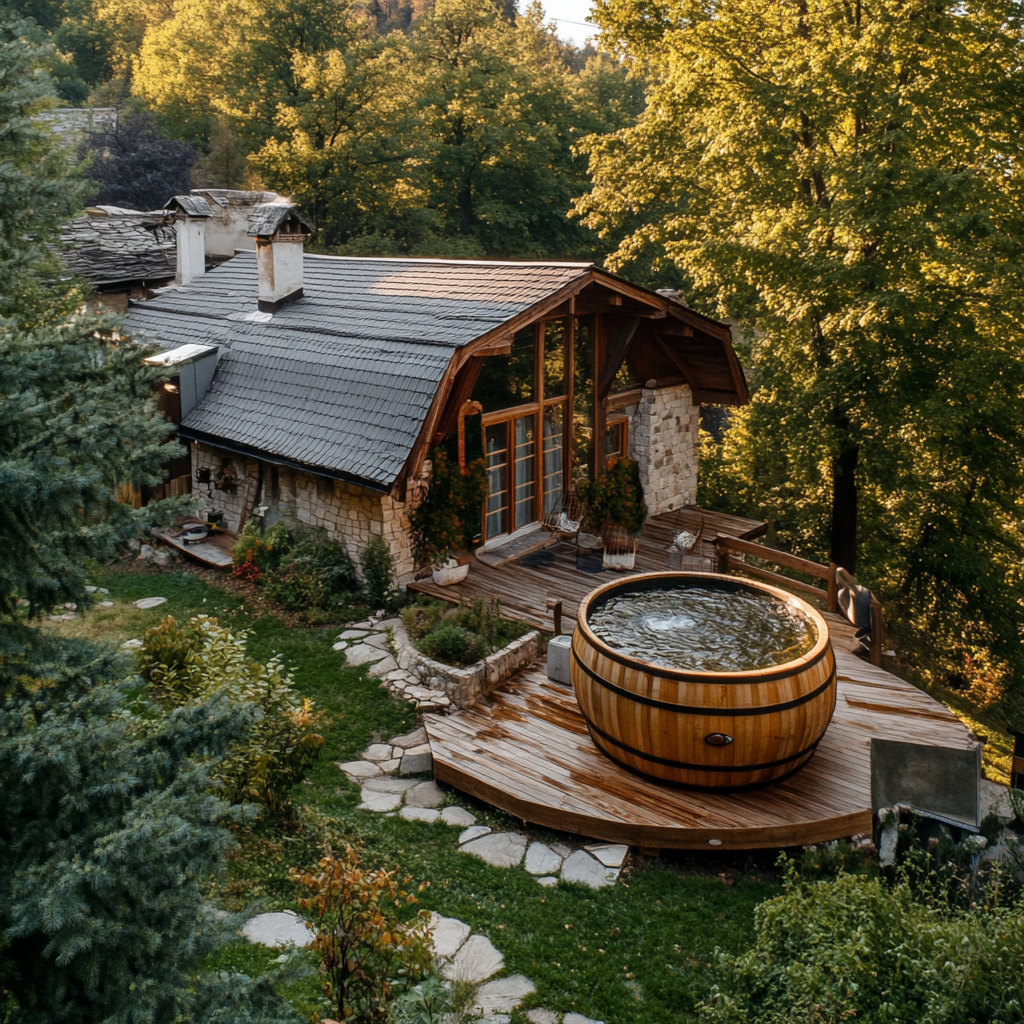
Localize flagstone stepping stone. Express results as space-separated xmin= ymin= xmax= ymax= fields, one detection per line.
xmin=459 ymin=825 xmax=491 ymax=844
xmin=133 ymin=597 xmax=167 ymax=609
xmin=85 ymin=586 xmax=97 ymax=593
xmin=349 ymin=620 xmax=374 ymax=629
xmin=98 ymin=587 xmax=109 ymax=594
xmin=364 ymin=633 xmax=391 ymax=649
xmin=359 ymin=789 xmax=402 ymax=812
xmin=441 ymin=806 xmax=477 ymax=827
xmin=429 ymin=912 xmax=471 ymax=958
xmin=121 ymin=639 xmax=144 ymax=649
xmin=406 ymin=781 xmax=445 ymax=808
xmin=50 ymin=613 xmax=77 ymax=621
xmin=363 ymin=777 xmax=420 ymax=793
xmin=379 ymin=617 xmax=403 ymax=628
xmin=585 ymin=844 xmax=629 ymax=868
xmin=99 ymin=601 xmax=114 ymax=608
xmin=441 ymin=933 xmax=504 ymax=984
xmin=400 ymin=806 xmax=440 ymax=823
xmin=550 ymin=842 xmax=572 ymax=859
xmin=362 ymin=743 xmax=394 ymax=762
xmin=399 ymin=744 xmax=433 ymax=775
xmin=536 ymin=876 xmax=558 ymax=888
xmin=344 ymin=643 xmax=387 ymax=666
xmin=332 ymin=641 xmax=348 ymax=651
xmin=379 ymin=757 xmax=401 ymax=772
xmin=338 ymin=629 xmax=368 ymax=640
xmin=564 ymin=1015 xmax=604 ymax=1024
xmin=474 ymin=974 xmax=536 ymax=1014
xmin=527 ymin=1010 xmax=559 ymax=1024
xmin=368 ymin=656 xmax=399 ymax=677
xmin=560 ymin=850 xmax=619 ymax=889
xmin=241 ymin=910 xmax=311 ymax=948
xmin=391 ymin=727 xmax=427 ymax=748
xmin=337 ymin=760 xmax=382 ymax=780
xmin=478 ymin=1015 xmax=510 ymax=1024
xmin=524 ymin=842 xmax=562 ymax=876
xmin=461 ymin=832 xmax=528 ymax=869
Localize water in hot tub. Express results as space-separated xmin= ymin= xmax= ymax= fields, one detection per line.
xmin=588 ymin=585 xmax=816 ymax=672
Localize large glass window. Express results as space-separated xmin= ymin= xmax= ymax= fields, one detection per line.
xmin=573 ymin=316 xmax=594 ymax=480
xmin=471 ymin=328 xmax=535 ymax=411
xmin=543 ymin=320 xmax=565 ymax=398
xmin=485 ymin=422 xmax=509 ymax=538
xmin=543 ymin=404 xmax=564 ymax=515
xmin=513 ymin=416 xmax=536 ymax=530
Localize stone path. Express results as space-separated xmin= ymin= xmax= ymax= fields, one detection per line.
xmin=332 ymin=617 xmax=451 ymax=711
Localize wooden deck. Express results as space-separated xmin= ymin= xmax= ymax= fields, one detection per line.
xmin=409 ymin=506 xmax=767 ymax=632
xmin=425 ymin=644 xmax=975 ymax=850
xmin=152 ymin=525 xmax=236 ymax=570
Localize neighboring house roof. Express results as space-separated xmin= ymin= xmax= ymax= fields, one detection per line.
xmin=246 ymin=202 xmax=313 ymax=237
xmin=57 ymin=208 xmax=176 ymax=288
xmin=126 ymin=253 xmax=594 ymax=490
xmin=165 ymin=194 xmax=213 ymax=218
xmin=33 ymin=107 xmax=118 ymax=148
xmin=126 ymin=252 xmax=747 ymax=493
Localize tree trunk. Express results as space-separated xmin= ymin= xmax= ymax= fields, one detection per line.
xmin=830 ymin=435 xmax=859 ymax=572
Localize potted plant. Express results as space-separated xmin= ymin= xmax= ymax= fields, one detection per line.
xmin=409 ymin=448 xmax=488 ymax=586
xmin=577 ymin=457 xmax=647 ymax=570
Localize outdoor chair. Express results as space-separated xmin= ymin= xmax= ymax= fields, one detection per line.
xmin=668 ymin=508 xmax=714 ymax=572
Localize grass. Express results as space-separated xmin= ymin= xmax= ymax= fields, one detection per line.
xmin=52 ymin=561 xmax=783 ymax=1024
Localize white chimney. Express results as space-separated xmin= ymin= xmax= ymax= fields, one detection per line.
xmin=247 ymin=203 xmax=313 ymax=312
xmin=166 ymin=195 xmax=213 ymax=286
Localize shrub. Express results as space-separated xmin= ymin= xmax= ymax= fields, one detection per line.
xmin=137 ymin=615 xmax=324 ymax=819
xmin=409 ymin=448 xmax=487 ymax=565
xmin=700 ymin=859 xmax=1024 ymax=1023
xmin=419 ymin=622 xmax=484 ymax=666
xmin=577 ymin=457 xmax=647 ymax=536
xmin=265 ymin=565 xmax=329 ymax=611
xmin=292 ymin=845 xmax=432 ymax=1024
xmin=232 ymin=521 xmax=290 ymax=576
xmin=361 ymin=534 xmax=399 ymax=611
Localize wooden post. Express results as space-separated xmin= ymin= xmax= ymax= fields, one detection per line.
xmin=870 ymin=596 xmax=883 ymax=667
xmin=715 ymin=538 xmax=729 ymax=574
xmin=593 ymin=313 xmax=606 ymax=471
xmin=564 ymin=300 xmax=575 ymax=494
xmin=546 ymin=599 xmax=563 ymax=635
xmin=826 ymin=561 xmax=839 ymax=613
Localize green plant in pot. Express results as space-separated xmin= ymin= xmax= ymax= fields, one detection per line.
xmin=409 ymin=448 xmax=487 ymax=585
xmin=577 ymin=457 xmax=647 ymax=570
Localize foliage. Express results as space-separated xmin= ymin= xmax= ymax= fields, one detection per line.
xmin=360 ymin=534 xmax=399 ymax=612
xmin=409 ymin=448 xmax=487 ymax=565
xmin=0 ymin=624 xmax=301 ymax=1024
xmin=700 ymin=859 xmax=1024 ymax=1023
xmin=138 ymin=614 xmax=325 ymax=819
xmin=266 ymin=532 xmax=360 ymax=612
xmin=583 ymin=0 xmax=1024 ymax=714
xmin=291 ymin=844 xmax=432 ymax=1024
xmin=576 ymin=456 xmax=646 ymax=536
xmin=79 ymin=106 xmax=197 ymax=210
xmin=404 ymin=597 xmax=529 ymax=666
xmin=0 ymin=17 xmax=90 ymax=318
xmin=390 ymin=974 xmax=452 ymax=1024
xmin=232 ymin=522 xmax=291 ymax=578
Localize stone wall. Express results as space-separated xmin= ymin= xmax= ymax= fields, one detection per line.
xmin=628 ymin=383 xmax=698 ymax=516
xmin=191 ymin=442 xmax=421 ymax=584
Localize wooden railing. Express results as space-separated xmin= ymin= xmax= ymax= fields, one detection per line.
xmin=713 ymin=536 xmax=884 ymax=667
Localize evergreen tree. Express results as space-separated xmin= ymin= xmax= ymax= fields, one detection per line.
xmin=580 ymin=0 xmax=1024 ymax=705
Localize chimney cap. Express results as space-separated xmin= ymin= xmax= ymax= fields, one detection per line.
xmin=247 ymin=202 xmax=313 ymax=240
xmin=164 ymin=194 xmax=213 ymax=218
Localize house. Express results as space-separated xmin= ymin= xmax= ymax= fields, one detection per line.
xmin=57 ymin=189 xmax=286 ymax=310
xmin=126 ymin=202 xmax=748 ymax=584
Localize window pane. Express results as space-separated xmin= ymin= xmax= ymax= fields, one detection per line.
xmin=485 ymin=422 xmax=508 ymax=539
xmin=573 ymin=316 xmax=594 ymax=480
xmin=543 ymin=320 xmax=565 ymax=398
xmin=514 ymin=415 xmax=536 ymax=530
xmin=542 ymin=403 xmax=563 ymax=515
xmin=605 ymin=421 xmax=626 ymax=462
xmin=471 ymin=327 xmax=535 ymax=411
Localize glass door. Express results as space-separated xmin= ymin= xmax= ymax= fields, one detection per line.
xmin=485 ymin=422 xmax=509 ymax=539
xmin=513 ymin=415 xmax=536 ymax=530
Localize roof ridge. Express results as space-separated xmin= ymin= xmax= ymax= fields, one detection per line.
xmin=297 ymin=253 xmax=594 ymax=269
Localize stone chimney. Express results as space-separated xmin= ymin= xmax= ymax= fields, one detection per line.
xmin=246 ymin=203 xmax=313 ymax=312
xmin=165 ymin=194 xmax=213 ymax=286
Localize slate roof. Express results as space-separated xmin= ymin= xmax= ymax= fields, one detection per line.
xmin=57 ymin=210 xmax=176 ymax=287
xmin=126 ymin=252 xmax=591 ymax=490
xmin=166 ymin=195 xmax=213 ymax=218
xmin=247 ymin=203 xmax=312 ymax=237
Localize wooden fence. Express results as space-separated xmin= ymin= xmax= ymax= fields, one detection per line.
xmin=713 ymin=536 xmax=884 ymax=667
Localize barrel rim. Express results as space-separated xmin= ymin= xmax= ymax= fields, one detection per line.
xmin=575 ymin=571 xmax=832 ymax=683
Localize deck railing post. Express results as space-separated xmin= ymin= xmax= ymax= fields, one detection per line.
xmin=870 ymin=596 xmax=883 ymax=667
xmin=546 ymin=599 xmax=563 ymax=636
xmin=715 ymin=538 xmax=729 ymax=574
xmin=827 ymin=561 xmax=839 ymax=613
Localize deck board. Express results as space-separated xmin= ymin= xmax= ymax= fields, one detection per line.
xmin=424 ymin=643 xmax=974 ymax=850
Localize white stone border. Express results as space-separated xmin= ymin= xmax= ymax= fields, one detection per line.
xmin=393 ymin=622 xmax=539 ymax=707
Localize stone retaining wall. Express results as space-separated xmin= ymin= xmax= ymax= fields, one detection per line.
xmin=392 ymin=622 xmax=539 ymax=707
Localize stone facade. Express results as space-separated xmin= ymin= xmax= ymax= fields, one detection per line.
xmin=628 ymin=383 xmax=698 ymax=516
xmin=191 ymin=442 xmax=421 ymax=584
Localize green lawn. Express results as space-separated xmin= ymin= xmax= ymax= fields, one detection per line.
xmin=60 ymin=563 xmax=780 ymax=1024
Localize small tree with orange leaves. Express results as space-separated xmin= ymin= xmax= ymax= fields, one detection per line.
xmin=292 ymin=845 xmax=433 ymax=1023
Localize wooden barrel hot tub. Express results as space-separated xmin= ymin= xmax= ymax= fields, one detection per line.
xmin=571 ymin=572 xmax=837 ymax=789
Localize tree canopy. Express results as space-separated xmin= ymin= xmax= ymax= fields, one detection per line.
xmin=581 ymin=0 xmax=1024 ymax=708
